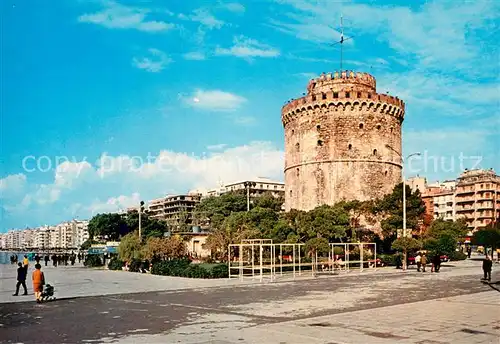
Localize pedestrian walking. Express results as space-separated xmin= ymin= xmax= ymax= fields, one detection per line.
xmin=32 ymin=264 xmax=45 ymax=303
xmin=467 ymin=246 xmax=472 ymax=259
xmin=421 ymin=253 xmax=427 ymax=272
xmin=44 ymin=254 xmax=49 ymax=267
xmin=12 ymin=262 xmax=28 ymax=296
xmin=431 ymin=254 xmax=441 ymax=272
xmin=482 ymin=255 xmax=492 ymax=281
xmin=415 ymin=252 xmax=422 ymax=272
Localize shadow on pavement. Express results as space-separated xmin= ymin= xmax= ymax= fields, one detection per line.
xmin=484 ymin=280 xmax=500 ymax=292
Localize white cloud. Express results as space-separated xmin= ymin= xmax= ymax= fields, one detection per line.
xmin=132 ymin=48 xmax=172 ymax=72
xmin=1 ymin=142 xmax=284 ymax=229
xmin=78 ymin=2 xmax=174 ymax=32
xmin=221 ymin=3 xmax=245 ymax=13
xmin=87 ymin=193 xmax=141 ymax=216
xmin=180 ymin=8 xmax=225 ymax=29
xmin=207 ymin=144 xmax=228 ymax=150
xmin=0 ymin=173 xmax=27 ymax=199
xmin=183 ymin=51 xmax=206 ymax=60
xmin=183 ymin=89 xmax=247 ymax=111
xmin=215 ymin=36 xmax=280 ymax=59
xmin=269 ymin=18 xmax=346 ymax=44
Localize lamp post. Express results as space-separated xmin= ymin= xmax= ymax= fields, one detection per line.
xmin=244 ymin=181 xmax=256 ymax=211
xmin=386 ymin=144 xmax=421 ymax=271
xmin=139 ymin=201 xmax=145 ymax=242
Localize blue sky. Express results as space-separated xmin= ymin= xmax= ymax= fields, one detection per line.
xmin=1 ymin=0 xmax=499 ymax=231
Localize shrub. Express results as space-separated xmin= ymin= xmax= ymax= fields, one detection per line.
xmin=151 ymin=259 xmax=228 ymax=279
xmin=210 ymin=263 xmax=229 ymax=278
xmin=84 ymin=255 xmax=103 ymax=267
xmin=378 ymin=253 xmax=396 ymax=266
xmin=108 ymin=258 xmax=124 ymax=270
xmin=449 ymin=251 xmax=467 ymax=261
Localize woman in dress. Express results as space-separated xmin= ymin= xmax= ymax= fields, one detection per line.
xmin=32 ymin=264 xmax=45 ymax=303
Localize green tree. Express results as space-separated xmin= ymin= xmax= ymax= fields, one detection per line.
xmin=118 ymin=231 xmax=144 ymax=261
xmin=126 ymin=211 xmax=168 ymax=238
xmin=296 ymin=205 xmax=349 ymax=242
xmin=252 ymin=192 xmax=284 ymax=212
xmin=426 ymin=219 xmax=468 ymax=240
xmin=472 ymin=221 xmax=500 ymax=256
xmin=88 ymin=213 xmax=129 ymax=240
xmin=392 ymin=237 xmax=422 ymax=252
xmin=374 ymin=183 xmax=426 ymax=251
xmin=194 ymin=192 xmax=247 ymax=230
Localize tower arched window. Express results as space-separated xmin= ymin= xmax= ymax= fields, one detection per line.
xmin=317 ymin=140 xmax=323 ymax=146
xmin=348 ymin=144 xmax=352 ymax=150
xmin=373 ymin=149 xmax=377 ymax=155
xmin=289 ymin=190 xmax=293 ymax=197
xmin=316 ymin=124 xmax=321 ymax=130
xmin=376 ymin=124 xmax=381 ymax=130
xmin=296 ymin=168 xmax=299 ymax=176
xmin=385 ymin=171 xmax=388 ymax=176
xmin=291 ymin=129 xmax=295 ymax=135
xmin=295 ymin=143 xmax=300 ymax=151
xmin=359 ymin=123 xmax=364 ymax=129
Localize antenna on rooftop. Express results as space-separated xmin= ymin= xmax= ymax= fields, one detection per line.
xmin=330 ymin=14 xmax=354 ymax=71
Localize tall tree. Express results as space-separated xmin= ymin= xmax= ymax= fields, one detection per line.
xmin=472 ymin=221 xmax=500 ymax=257
xmin=88 ymin=213 xmax=129 ymax=240
xmin=194 ymin=191 xmax=247 ymax=230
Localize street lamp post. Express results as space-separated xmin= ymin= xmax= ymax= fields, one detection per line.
xmin=386 ymin=144 xmax=421 ymax=271
xmin=139 ymin=201 xmax=145 ymax=242
xmin=244 ymin=181 xmax=256 ymax=211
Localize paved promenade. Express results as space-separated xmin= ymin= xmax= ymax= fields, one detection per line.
xmin=0 ymin=259 xmax=498 ymax=343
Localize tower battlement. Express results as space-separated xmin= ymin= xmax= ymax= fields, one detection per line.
xmin=307 ymin=71 xmax=376 ymax=94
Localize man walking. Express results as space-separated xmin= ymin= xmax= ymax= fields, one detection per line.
xmin=421 ymin=253 xmax=427 ymax=272
xmin=13 ymin=262 xmax=28 ymax=296
xmin=415 ymin=252 xmax=422 ymax=272
xmin=482 ymin=255 xmax=492 ymax=281
xmin=467 ymin=246 xmax=472 ymax=259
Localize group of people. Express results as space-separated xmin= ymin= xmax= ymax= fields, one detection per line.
xmin=414 ymin=252 xmax=442 ymax=273
xmin=10 ymin=252 xmax=86 ymax=267
xmin=12 ymin=255 xmax=47 ymax=303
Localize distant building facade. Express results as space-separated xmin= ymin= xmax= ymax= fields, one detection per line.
xmin=455 ymin=169 xmax=500 ymax=231
xmin=148 ymin=193 xmax=202 ymax=232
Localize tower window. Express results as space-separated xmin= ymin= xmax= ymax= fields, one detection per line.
xmin=373 ymin=149 xmax=377 ymax=155
xmin=290 ymin=190 xmax=293 ymax=197
xmin=296 ymin=168 xmax=299 ymax=176
xmin=333 ymin=92 xmax=338 ymax=98
xmin=316 ymin=124 xmax=321 ymax=130
xmin=359 ymin=123 xmax=364 ymax=129
xmin=368 ymin=94 xmax=372 ymax=99
xmin=322 ymin=93 xmax=326 ymax=100
xmin=357 ymin=92 xmax=361 ymax=98
xmin=295 ymin=143 xmax=300 ymax=151
xmin=376 ymin=124 xmax=381 ymax=130
xmin=317 ymin=140 xmax=323 ymax=146
xmin=348 ymin=144 xmax=352 ymax=150
xmin=390 ymin=127 xmax=393 ymax=133
xmin=291 ymin=129 xmax=295 ymax=135
xmin=385 ymin=171 xmax=388 ymax=176
xmin=345 ymin=92 xmax=350 ymax=98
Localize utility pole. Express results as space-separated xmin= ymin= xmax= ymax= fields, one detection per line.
xmin=244 ymin=181 xmax=256 ymax=211
xmin=386 ymin=144 xmax=421 ymax=271
xmin=139 ymin=201 xmax=145 ymax=242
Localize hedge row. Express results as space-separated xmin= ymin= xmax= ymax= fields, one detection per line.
xmin=151 ymin=258 xmax=228 ymax=279
xmin=84 ymin=255 xmax=103 ymax=267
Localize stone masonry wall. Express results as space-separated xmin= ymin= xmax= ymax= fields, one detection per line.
xmin=282 ymin=71 xmax=405 ymax=211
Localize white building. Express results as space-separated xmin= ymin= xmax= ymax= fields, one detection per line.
xmin=407 ymin=176 xmax=427 ymax=194
xmin=73 ymin=220 xmax=89 ymax=248
xmin=206 ymin=177 xmax=285 ymax=199
xmin=433 ymin=190 xmax=456 ymax=222
xmin=33 ymin=227 xmax=51 ymax=250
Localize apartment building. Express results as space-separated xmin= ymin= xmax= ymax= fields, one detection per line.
xmin=148 ymin=193 xmax=202 ymax=232
xmin=73 ymin=220 xmax=89 ymax=248
xmin=455 ymin=169 xmax=500 ymax=231
xmin=33 ymin=227 xmax=51 ymax=249
xmin=407 ymin=176 xmax=427 ymax=194
xmin=206 ymin=177 xmax=285 ymax=199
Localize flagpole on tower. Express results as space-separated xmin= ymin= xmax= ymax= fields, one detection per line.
xmin=331 ymin=14 xmax=353 ymax=73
